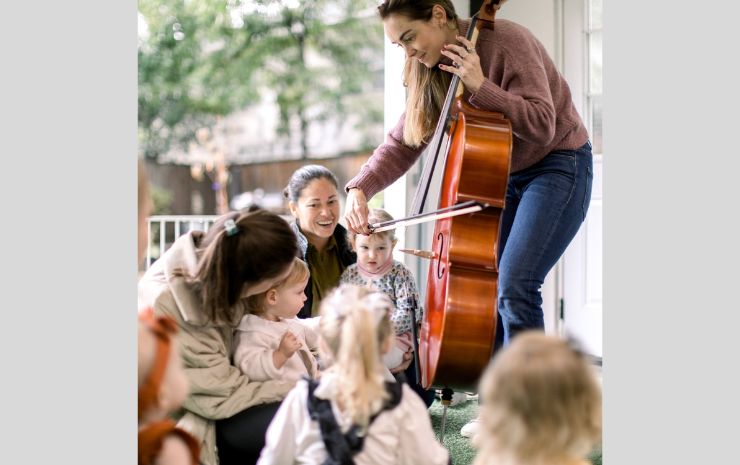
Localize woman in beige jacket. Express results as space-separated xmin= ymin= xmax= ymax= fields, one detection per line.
xmin=138 ymin=209 xmax=299 ymax=465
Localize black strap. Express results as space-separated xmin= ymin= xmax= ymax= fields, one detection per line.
xmin=306 ymin=378 xmax=403 ymax=465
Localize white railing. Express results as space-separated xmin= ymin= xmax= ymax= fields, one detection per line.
xmin=145 ymin=215 xmax=220 ymax=269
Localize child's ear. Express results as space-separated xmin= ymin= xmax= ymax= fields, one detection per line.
xmin=266 ymin=289 xmax=279 ymax=305
xmin=391 ymin=238 xmax=398 ymax=250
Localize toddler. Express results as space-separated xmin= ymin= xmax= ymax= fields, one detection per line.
xmin=340 ymin=208 xmax=421 ymax=371
xmin=257 ymin=284 xmax=449 ymax=465
xmin=233 ymin=257 xmax=320 ymax=387
xmin=138 ymin=309 xmax=200 ymax=465
xmin=472 ymin=331 xmax=602 ymax=465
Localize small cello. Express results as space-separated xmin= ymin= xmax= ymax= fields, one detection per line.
xmin=370 ymin=0 xmax=512 ymax=391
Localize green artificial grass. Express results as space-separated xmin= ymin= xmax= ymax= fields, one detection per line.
xmin=429 ymin=398 xmax=479 ymax=465
xmin=429 ymin=397 xmax=602 ymax=465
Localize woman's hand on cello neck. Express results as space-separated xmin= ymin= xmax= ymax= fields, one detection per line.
xmin=344 ymin=187 xmax=371 ymax=235
xmin=438 ymin=35 xmax=486 ymax=94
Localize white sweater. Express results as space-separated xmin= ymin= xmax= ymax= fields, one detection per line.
xmin=256 ymin=372 xmax=450 ymax=465
xmin=233 ymin=314 xmax=321 ymax=386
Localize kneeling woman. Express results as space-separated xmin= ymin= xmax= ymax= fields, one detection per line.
xmin=138 ymin=209 xmax=299 ymax=465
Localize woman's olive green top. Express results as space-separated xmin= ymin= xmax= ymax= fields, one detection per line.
xmin=290 ymin=221 xmax=356 ymax=318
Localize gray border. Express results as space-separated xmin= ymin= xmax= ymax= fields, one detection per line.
xmin=2 ymin=2 xmax=136 ymax=463
xmin=5 ymin=0 xmax=740 ymax=462
xmin=606 ymin=1 xmax=740 ymax=463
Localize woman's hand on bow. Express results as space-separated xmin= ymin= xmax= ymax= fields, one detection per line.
xmin=344 ymin=188 xmax=370 ymax=235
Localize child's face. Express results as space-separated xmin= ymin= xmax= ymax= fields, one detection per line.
xmin=268 ymin=279 xmax=308 ymax=320
xmin=354 ymin=233 xmax=394 ymax=274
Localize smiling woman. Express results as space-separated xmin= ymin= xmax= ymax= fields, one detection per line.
xmin=284 ymin=165 xmax=357 ymax=318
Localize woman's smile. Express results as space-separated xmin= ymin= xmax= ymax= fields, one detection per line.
xmin=289 ymin=177 xmax=342 ymax=250
xmin=316 ymin=219 xmax=335 ymax=231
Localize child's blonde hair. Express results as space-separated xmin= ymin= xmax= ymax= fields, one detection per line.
xmin=318 ymin=284 xmax=394 ymax=431
xmin=245 ymin=257 xmax=309 ymax=315
xmin=347 ymin=208 xmax=397 ymax=245
xmin=473 ymin=331 xmax=602 ymax=465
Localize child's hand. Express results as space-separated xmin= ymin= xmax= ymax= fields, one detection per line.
xmin=389 ymin=348 xmax=414 ymax=374
xmin=278 ymin=331 xmax=301 ymax=358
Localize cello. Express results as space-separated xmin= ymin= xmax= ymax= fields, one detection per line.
xmin=370 ymin=0 xmax=512 ymax=392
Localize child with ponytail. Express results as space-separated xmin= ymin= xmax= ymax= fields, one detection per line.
xmin=340 ymin=208 xmax=435 ymax=407
xmin=257 ymin=284 xmax=450 ymax=465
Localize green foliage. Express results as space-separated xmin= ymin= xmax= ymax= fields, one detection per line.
xmin=150 ymin=185 xmax=173 ymax=215
xmin=138 ymin=0 xmax=384 ymax=160
xmin=368 ymin=191 xmax=384 ymax=210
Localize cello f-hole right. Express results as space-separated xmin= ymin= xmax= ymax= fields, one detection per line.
xmin=436 ymin=232 xmax=446 ymax=280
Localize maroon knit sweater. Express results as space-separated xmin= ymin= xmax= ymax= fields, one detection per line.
xmin=346 ymin=19 xmax=589 ymax=199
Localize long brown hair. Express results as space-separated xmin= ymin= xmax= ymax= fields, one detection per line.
xmin=190 ymin=209 xmax=298 ymax=324
xmin=378 ymin=0 xmax=458 ymax=147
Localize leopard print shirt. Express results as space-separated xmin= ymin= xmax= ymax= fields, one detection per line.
xmin=340 ymin=260 xmax=422 ymax=335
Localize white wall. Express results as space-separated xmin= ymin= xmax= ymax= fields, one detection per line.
xmin=497 ymin=0 xmax=557 ymax=58
xmin=453 ymin=0 xmax=470 ymax=17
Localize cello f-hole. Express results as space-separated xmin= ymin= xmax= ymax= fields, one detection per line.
xmin=436 ymin=232 xmax=446 ymax=280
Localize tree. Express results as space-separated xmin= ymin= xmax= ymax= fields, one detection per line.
xmin=138 ymin=0 xmax=383 ymax=161
xmin=254 ymin=0 xmax=384 ymax=158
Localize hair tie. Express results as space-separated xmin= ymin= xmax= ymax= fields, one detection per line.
xmin=224 ymin=218 xmax=239 ymax=237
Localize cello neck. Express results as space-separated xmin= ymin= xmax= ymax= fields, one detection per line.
xmin=407 ymin=0 xmax=505 ymax=219
xmin=455 ymin=26 xmax=480 ymax=98
xmin=408 ymin=18 xmax=475 ymax=216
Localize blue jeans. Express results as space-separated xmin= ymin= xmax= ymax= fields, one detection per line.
xmin=495 ymin=141 xmax=593 ymax=345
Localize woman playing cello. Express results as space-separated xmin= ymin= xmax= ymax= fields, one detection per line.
xmin=342 ymin=0 xmax=593 ymax=435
